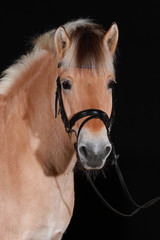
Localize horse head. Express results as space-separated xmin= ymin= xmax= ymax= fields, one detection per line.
xmin=54 ymin=20 xmax=119 ymax=170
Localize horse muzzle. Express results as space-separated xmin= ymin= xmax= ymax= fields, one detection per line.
xmin=77 ymin=127 xmax=112 ymax=169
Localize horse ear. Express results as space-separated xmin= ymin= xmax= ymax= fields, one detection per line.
xmin=54 ymin=26 xmax=70 ymax=57
xmin=103 ymin=23 xmax=119 ymax=55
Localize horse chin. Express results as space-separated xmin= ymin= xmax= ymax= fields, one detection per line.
xmin=80 ymin=159 xmax=106 ymax=170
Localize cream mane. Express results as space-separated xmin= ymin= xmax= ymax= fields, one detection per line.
xmin=0 ymin=19 xmax=116 ymax=97
xmin=36 ymin=19 xmax=114 ymax=72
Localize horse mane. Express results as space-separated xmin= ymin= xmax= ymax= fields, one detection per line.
xmin=35 ymin=18 xmax=114 ymax=72
xmin=0 ymin=19 xmax=114 ymax=97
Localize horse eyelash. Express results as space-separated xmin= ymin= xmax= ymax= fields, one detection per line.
xmin=108 ymin=78 xmax=115 ymax=90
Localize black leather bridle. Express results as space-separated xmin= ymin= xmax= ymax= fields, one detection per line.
xmin=55 ymin=73 xmax=114 ymax=137
xmin=55 ymin=63 xmax=160 ymax=217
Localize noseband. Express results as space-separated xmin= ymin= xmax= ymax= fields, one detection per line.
xmin=55 ymin=63 xmax=160 ymax=217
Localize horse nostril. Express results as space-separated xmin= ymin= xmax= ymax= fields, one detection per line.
xmin=79 ymin=144 xmax=112 ymax=160
xmin=79 ymin=146 xmax=88 ymax=158
xmin=106 ymin=146 xmax=111 ymax=156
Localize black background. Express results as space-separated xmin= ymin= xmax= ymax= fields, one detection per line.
xmin=0 ymin=2 xmax=160 ymax=239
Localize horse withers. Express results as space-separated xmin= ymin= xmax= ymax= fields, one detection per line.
xmin=0 ymin=19 xmax=118 ymax=239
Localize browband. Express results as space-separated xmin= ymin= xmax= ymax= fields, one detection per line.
xmin=58 ymin=62 xmax=96 ymax=69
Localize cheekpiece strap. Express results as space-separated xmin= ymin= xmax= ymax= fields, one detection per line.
xmin=55 ymin=77 xmax=70 ymax=132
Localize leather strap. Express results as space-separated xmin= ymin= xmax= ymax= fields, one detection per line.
xmin=87 ymin=149 xmax=160 ymax=217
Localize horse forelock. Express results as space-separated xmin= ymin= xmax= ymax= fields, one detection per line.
xmin=62 ymin=19 xmax=115 ymax=74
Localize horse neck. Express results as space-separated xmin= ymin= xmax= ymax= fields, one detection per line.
xmin=0 ymin=49 xmax=75 ymax=177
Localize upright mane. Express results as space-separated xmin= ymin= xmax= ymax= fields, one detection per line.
xmin=36 ymin=19 xmax=114 ymax=72
xmin=0 ymin=19 xmax=115 ymax=97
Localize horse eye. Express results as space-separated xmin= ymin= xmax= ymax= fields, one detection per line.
xmin=108 ymin=78 xmax=115 ymax=90
xmin=62 ymin=80 xmax=72 ymax=90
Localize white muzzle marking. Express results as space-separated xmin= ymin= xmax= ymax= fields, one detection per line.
xmin=77 ymin=127 xmax=112 ymax=169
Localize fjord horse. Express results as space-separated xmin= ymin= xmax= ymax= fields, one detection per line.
xmin=0 ymin=19 xmax=118 ymax=239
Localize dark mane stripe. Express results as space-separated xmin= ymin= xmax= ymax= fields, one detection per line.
xmin=62 ymin=20 xmax=114 ymax=73
xmin=72 ymin=26 xmax=106 ymax=68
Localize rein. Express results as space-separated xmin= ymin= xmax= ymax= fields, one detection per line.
xmin=55 ymin=63 xmax=160 ymax=217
